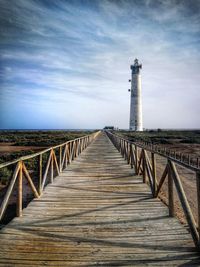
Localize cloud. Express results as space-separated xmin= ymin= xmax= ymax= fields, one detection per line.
xmin=0 ymin=0 xmax=200 ymax=129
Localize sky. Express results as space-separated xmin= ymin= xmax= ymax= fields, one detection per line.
xmin=0 ymin=0 xmax=200 ymax=129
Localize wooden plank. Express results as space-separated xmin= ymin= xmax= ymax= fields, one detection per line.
xmin=0 ymin=132 xmax=198 ymax=266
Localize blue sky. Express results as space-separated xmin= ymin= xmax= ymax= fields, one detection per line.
xmin=0 ymin=0 xmax=200 ymax=129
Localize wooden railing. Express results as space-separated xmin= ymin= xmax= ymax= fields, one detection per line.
xmin=136 ymin=140 xmax=200 ymax=169
xmin=0 ymin=131 xmax=100 ymax=222
xmin=106 ymin=131 xmax=200 ymax=250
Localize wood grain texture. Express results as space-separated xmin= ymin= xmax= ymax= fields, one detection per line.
xmin=0 ymin=132 xmax=199 ymax=266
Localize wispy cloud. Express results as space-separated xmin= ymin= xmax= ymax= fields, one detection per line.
xmin=0 ymin=0 xmax=200 ymax=129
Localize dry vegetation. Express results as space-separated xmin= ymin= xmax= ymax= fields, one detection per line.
xmin=0 ymin=130 xmax=93 ymax=162
xmin=0 ymin=130 xmax=95 ymax=226
xmin=116 ymin=129 xmax=200 ymax=160
xmin=0 ymin=130 xmax=94 ymax=186
xmin=116 ymin=129 xmax=200 ymax=145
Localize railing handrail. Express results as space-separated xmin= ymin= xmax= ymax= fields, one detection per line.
xmin=108 ymin=131 xmax=199 ymax=172
xmin=106 ymin=130 xmax=200 ymax=250
xmin=0 ymin=132 xmax=98 ymax=169
xmin=0 ymin=130 xmax=101 ymax=223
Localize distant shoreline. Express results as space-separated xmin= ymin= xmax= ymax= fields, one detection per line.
xmin=0 ymin=128 xmax=200 ymax=132
xmin=0 ymin=129 xmax=96 ymax=132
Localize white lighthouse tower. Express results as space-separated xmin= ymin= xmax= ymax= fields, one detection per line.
xmin=129 ymin=58 xmax=143 ymax=131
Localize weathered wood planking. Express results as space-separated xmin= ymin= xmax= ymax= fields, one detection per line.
xmin=0 ymin=132 xmax=199 ymax=266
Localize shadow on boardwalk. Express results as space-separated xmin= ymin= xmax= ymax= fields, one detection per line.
xmin=0 ymin=132 xmax=200 ymax=266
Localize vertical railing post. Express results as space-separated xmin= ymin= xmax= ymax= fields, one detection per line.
xmin=78 ymin=139 xmax=80 ymax=153
xmin=127 ymin=142 xmax=129 ymax=163
xmin=68 ymin=142 xmax=71 ymax=163
xmin=82 ymin=138 xmax=85 ymax=151
xmin=84 ymin=138 xmax=86 ymax=149
xmin=124 ymin=141 xmax=128 ymax=160
xmin=80 ymin=139 xmax=83 ymax=153
xmin=180 ymin=153 xmax=183 ymax=162
xmin=142 ymin=150 xmax=147 ymax=183
xmin=50 ymin=150 xmax=54 ymax=183
xmin=59 ymin=146 xmax=62 ymax=173
xmin=73 ymin=140 xmax=76 ymax=159
xmin=129 ymin=143 xmax=132 ymax=167
xmin=168 ymin=162 xmax=174 ymax=217
xmin=17 ymin=161 xmax=23 ymax=217
xmin=80 ymin=138 xmax=82 ymax=153
xmin=188 ymin=155 xmax=190 ymax=165
xmin=82 ymin=138 xmax=84 ymax=150
xmin=66 ymin=143 xmax=70 ymax=165
xmin=73 ymin=140 xmax=76 ymax=160
xmin=151 ymin=152 xmax=157 ymax=197
xmin=121 ymin=140 xmax=123 ymax=156
xmin=135 ymin=145 xmax=138 ymax=174
xmin=196 ymin=171 xmax=200 ymax=243
xmin=71 ymin=141 xmax=74 ymax=161
xmin=77 ymin=139 xmax=79 ymax=156
xmin=117 ymin=139 xmax=119 ymax=151
xmin=38 ymin=154 xmax=42 ymax=195
xmin=76 ymin=140 xmax=78 ymax=156
xmin=124 ymin=141 xmax=126 ymax=160
xmin=64 ymin=144 xmax=67 ymax=168
xmin=73 ymin=141 xmax=75 ymax=159
xmin=74 ymin=140 xmax=77 ymax=158
xmin=124 ymin=140 xmax=126 ymax=159
xmin=78 ymin=139 xmax=81 ymax=155
xmin=87 ymin=136 xmax=89 ymax=147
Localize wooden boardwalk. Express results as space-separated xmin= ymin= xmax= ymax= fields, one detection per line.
xmin=0 ymin=132 xmax=200 ymax=266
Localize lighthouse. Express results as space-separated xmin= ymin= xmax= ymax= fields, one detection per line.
xmin=129 ymin=58 xmax=143 ymax=131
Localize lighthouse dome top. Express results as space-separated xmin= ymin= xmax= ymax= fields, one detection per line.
xmin=130 ymin=58 xmax=142 ymax=74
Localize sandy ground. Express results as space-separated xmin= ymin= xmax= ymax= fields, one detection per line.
xmin=0 ymin=143 xmax=44 ymax=154
xmin=145 ymin=146 xmax=199 ymax=226
xmin=0 ymin=144 xmax=46 ymax=207
xmin=156 ymin=143 xmax=200 ymax=168
xmin=164 ymin=143 xmax=200 ymax=157
xmin=0 ymin=144 xmax=49 ymax=225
